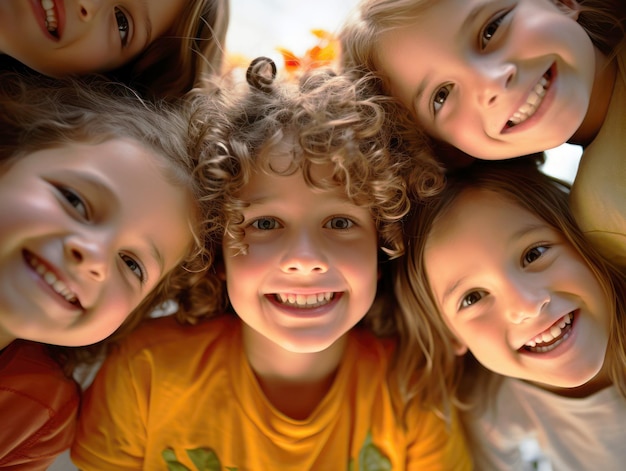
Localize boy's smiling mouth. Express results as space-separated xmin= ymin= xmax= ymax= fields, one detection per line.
xmin=505 ymin=65 xmax=554 ymax=129
xmin=274 ymin=292 xmax=336 ymax=309
xmin=521 ymin=311 xmax=575 ymax=353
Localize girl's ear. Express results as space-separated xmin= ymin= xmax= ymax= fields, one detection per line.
xmin=450 ymin=336 xmax=468 ymax=356
xmin=552 ymin=0 xmax=580 ymax=19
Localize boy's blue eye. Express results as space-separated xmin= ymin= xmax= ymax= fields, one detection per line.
xmin=115 ymin=7 xmax=129 ymax=46
xmin=325 ymin=217 xmax=354 ymax=230
xmin=251 ymin=217 xmax=280 ymax=230
xmin=120 ymin=254 xmax=144 ymax=282
xmin=59 ymin=186 xmax=88 ymax=219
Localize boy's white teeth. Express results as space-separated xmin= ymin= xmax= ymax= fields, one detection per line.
xmin=41 ymin=0 xmax=58 ymax=34
xmin=275 ymin=292 xmax=334 ymax=308
xmin=26 ymin=253 xmax=79 ymax=304
xmin=524 ymin=312 xmax=573 ymax=352
xmin=507 ymin=74 xmax=550 ymax=127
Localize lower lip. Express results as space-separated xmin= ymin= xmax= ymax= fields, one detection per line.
xmin=519 ymin=310 xmax=578 ymax=360
xmin=29 ymin=0 xmax=64 ymax=42
xmin=24 ymin=252 xmax=82 ymax=313
xmin=266 ymin=293 xmax=343 ymax=319
xmin=502 ymin=64 xmax=557 ymax=135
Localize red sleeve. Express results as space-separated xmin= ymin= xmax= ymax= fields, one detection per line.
xmin=0 ymin=341 xmax=79 ymax=470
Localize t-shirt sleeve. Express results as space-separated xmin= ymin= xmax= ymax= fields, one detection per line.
xmin=0 ymin=391 xmax=77 ymax=470
xmin=405 ymin=405 xmax=472 ymax=471
xmin=71 ymin=343 xmax=150 ymax=471
xmin=0 ymin=342 xmax=79 ymax=471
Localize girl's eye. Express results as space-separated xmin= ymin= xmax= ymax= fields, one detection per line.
xmin=120 ymin=254 xmax=144 ymax=282
xmin=115 ymin=7 xmax=130 ymax=46
xmin=523 ymin=245 xmax=549 ymax=266
xmin=432 ymin=84 xmax=453 ymax=114
xmin=59 ymin=187 xmax=89 ymax=219
xmin=480 ymin=11 xmax=509 ymax=49
xmin=460 ymin=290 xmax=487 ymax=309
xmin=251 ymin=217 xmax=280 ymax=230
xmin=325 ymin=217 xmax=354 ymax=230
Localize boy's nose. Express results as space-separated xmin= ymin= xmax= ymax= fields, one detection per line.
xmin=279 ymin=232 xmax=329 ymax=274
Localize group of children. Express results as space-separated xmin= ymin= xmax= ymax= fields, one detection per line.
xmin=1 ymin=0 xmax=625 ymax=469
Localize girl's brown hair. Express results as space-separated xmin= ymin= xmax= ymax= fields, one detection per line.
xmin=393 ymin=157 xmax=626 ymax=417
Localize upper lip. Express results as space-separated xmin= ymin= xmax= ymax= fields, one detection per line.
xmin=24 ymin=250 xmax=84 ymax=309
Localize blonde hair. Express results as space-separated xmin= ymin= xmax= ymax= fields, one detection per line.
xmin=394 ymin=157 xmax=626 ymax=416
xmin=111 ymin=0 xmax=229 ymax=99
xmin=0 ymin=71 xmax=219 ymax=372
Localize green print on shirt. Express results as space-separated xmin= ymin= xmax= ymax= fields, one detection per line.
xmin=162 ymin=432 xmax=390 ymax=471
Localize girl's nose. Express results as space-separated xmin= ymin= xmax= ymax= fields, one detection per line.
xmin=476 ymin=61 xmax=516 ymax=108
xmin=64 ymin=234 xmax=110 ymax=282
xmin=504 ymin=280 xmax=550 ymax=325
xmin=77 ymin=0 xmax=99 ymax=22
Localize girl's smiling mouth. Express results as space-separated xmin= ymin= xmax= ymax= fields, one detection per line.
xmin=521 ymin=310 xmax=575 ymax=354
xmin=23 ymin=250 xmax=83 ymax=308
xmin=505 ymin=65 xmax=554 ymax=130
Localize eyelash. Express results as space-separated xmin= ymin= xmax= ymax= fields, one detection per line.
xmin=460 ymin=289 xmax=487 ymax=310
xmin=115 ymin=7 xmax=130 ymax=46
xmin=480 ymin=10 xmax=510 ymax=50
xmin=248 ymin=215 xmax=356 ymax=231
xmin=324 ymin=216 xmax=355 ymax=230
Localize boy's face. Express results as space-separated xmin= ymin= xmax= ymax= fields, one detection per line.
xmin=377 ymin=0 xmax=596 ymax=159
xmin=424 ymin=188 xmax=611 ymax=390
xmin=0 ymin=139 xmax=193 ymax=348
xmin=0 ymin=0 xmax=186 ymax=76
xmin=222 ymin=156 xmax=379 ymax=354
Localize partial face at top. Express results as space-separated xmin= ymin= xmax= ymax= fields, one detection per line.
xmin=424 ymin=189 xmax=611 ymax=389
xmin=0 ymin=0 xmax=187 ymax=76
xmin=223 ymin=156 xmax=379 ymax=354
xmin=378 ymin=0 xmax=596 ymax=159
xmin=0 ymin=139 xmax=193 ymax=348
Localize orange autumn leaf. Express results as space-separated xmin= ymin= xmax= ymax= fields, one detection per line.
xmin=276 ymin=29 xmax=340 ymax=76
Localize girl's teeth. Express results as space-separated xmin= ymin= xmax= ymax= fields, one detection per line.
xmin=41 ymin=0 xmax=58 ymax=34
xmin=525 ymin=312 xmax=573 ymax=348
xmin=26 ymin=253 xmax=79 ymax=304
xmin=507 ymin=75 xmax=550 ymax=127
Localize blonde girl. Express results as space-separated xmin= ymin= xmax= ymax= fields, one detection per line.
xmin=0 ymin=0 xmax=229 ymax=98
xmin=0 ymin=71 xmax=217 ymax=469
xmin=394 ymin=157 xmax=626 ymax=469
xmin=340 ymin=0 xmax=626 ymax=264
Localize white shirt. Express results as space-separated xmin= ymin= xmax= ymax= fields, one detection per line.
xmin=467 ymin=377 xmax=626 ymax=470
